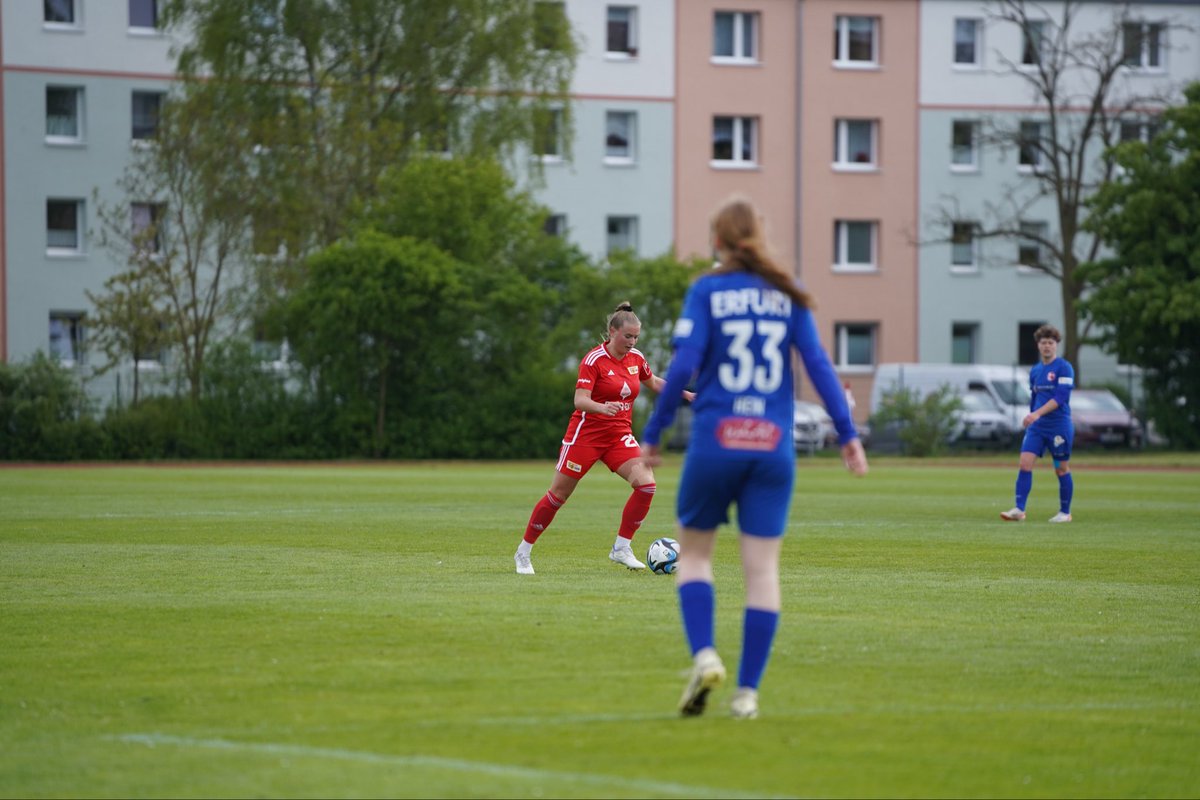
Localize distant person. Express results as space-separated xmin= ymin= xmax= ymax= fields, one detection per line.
xmin=514 ymin=302 xmax=693 ymax=575
xmin=1000 ymin=324 xmax=1075 ymax=523
xmin=641 ymin=197 xmax=868 ymax=720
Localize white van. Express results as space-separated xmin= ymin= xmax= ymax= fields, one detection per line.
xmin=870 ymin=363 xmax=1032 ymax=431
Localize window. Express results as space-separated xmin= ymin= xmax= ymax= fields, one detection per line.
xmin=835 ymin=323 xmax=876 ymax=369
xmin=605 ymin=111 xmax=635 ymax=162
xmin=951 ymin=222 xmax=977 ymax=270
xmin=712 ymin=116 xmax=757 ymax=166
xmin=1018 ymin=322 xmax=1046 ymax=365
xmin=713 ymin=11 xmax=758 ymax=61
xmin=607 ymin=216 xmax=638 ymax=255
xmin=45 ymin=0 xmax=77 ymax=24
xmin=951 ymin=120 xmax=978 ymax=170
xmin=533 ymin=1 xmax=567 ymax=51
xmin=131 ymin=91 xmax=163 ymax=141
xmin=834 ymin=15 xmax=879 ymax=66
xmin=47 ymin=199 xmax=84 ymax=253
xmin=607 ymin=6 xmax=637 ymax=57
xmin=49 ymin=312 xmax=85 ymax=364
xmin=129 ymin=0 xmax=158 ymax=29
xmin=533 ymin=108 xmax=563 ymax=160
xmin=833 ymin=221 xmax=876 ymax=271
xmin=132 ymin=202 xmax=165 ymax=255
xmin=952 ymin=323 xmax=979 ymax=364
xmin=543 ymin=214 xmax=567 ymax=237
xmin=1017 ymin=221 xmax=1049 ymax=269
xmin=1119 ymin=118 xmax=1163 ymax=143
xmin=1021 ymin=19 xmax=1047 ymax=66
xmin=954 ymin=18 xmax=980 ymax=65
xmin=1123 ymin=22 xmax=1163 ymax=69
xmin=834 ymin=119 xmax=877 ymax=168
xmin=46 ymin=86 xmax=83 ymax=142
xmin=1018 ymin=121 xmax=1047 ymax=170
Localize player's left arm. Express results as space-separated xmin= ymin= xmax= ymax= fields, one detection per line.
xmin=643 ymin=374 xmax=695 ymax=403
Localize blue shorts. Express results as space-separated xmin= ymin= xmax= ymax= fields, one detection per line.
xmin=1021 ymin=422 xmax=1073 ymax=462
xmin=675 ymin=451 xmax=795 ymax=537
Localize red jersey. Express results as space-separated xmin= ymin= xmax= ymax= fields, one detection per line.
xmin=562 ymin=343 xmax=653 ymax=446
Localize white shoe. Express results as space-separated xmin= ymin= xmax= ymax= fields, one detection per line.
xmin=514 ymin=550 xmax=535 ymax=575
xmin=1000 ymin=507 xmax=1026 ymax=521
xmin=679 ymin=647 xmax=726 ymax=717
xmin=1048 ymin=512 xmax=1072 ymax=523
xmin=609 ymin=545 xmax=646 ymax=570
xmin=730 ymin=688 xmax=759 ymax=720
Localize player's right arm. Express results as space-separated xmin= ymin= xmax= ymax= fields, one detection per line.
xmin=575 ymin=388 xmax=620 ymax=417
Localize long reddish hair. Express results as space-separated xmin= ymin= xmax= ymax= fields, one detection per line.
xmin=709 ymin=197 xmax=814 ymax=309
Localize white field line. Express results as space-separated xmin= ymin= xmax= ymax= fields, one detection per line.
xmin=112 ymin=733 xmax=787 ymax=800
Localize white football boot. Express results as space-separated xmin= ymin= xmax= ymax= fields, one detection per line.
xmin=514 ymin=550 xmax=535 ymax=575
xmin=1048 ymin=512 xmax=1072 ymax=523
xmin=1000 ymin=507 xmax=1026 ymax=521
xmin=730 ymin=688 xmax=759 ymax=720
xmin=679 ymin=647 xmax=726 ymax=717
xmin=609 ymin=544 xmax=646 ymax=570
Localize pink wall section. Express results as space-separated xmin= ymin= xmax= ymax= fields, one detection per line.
xmin=673 ymin=0 xmax=799 ymax=270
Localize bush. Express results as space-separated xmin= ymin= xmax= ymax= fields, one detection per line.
xmin=0 ymin=353 xmax=99 ymax=460
xmin=870 ymin=385 xmax=963 ymax=457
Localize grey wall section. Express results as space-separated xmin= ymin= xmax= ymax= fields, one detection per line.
xmin=917 ymin=107 xmax=1123 ymax=385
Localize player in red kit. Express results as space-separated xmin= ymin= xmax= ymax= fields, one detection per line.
xmin=514 ymin=302 xmax=694 ymax=575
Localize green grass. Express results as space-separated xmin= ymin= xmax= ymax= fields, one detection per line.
xmin=1 ymin=456 xmax=1197 ymax=798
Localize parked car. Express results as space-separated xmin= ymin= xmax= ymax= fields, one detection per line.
xmin=948 ymin=390 xmax=1016 ymax=447
xmin=794 ymin=401 xmax=833 ymax=454
xmin=1071 ymin=389 xmax=1144 ymax=449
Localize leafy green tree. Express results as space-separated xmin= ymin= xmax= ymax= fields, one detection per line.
xmin=870 ymin=385 xmax=963 ymax=457
xmin=161 ymin=0 xmax=577 ymax=254
xmin=1081 ymin=82 xmax=1200 ymax=449
xmin=84 ymin=269 xmax=170 ymax=407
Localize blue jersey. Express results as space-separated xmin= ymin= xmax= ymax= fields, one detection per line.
xmin=642 ymin=271 xmax=856 ymax=456
xmin=1028 ymin=357 xmax=1074 ymax=427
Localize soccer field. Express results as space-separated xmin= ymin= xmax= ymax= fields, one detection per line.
xmin=2 ymin=457 xmax=1198 ymax=798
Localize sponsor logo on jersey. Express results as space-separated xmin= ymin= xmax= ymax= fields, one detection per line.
xmin=620 ymin=382 xmax=632 ymax=399
xmin=578 ymin=379 xmax=592 ymax=385
xmin=627 ymin=366 xmax=639 ymax=375
xmin=716 ymin=417 xmax=782 ymax=451
xmin=566 ymin=460 xmax=582 ymax=472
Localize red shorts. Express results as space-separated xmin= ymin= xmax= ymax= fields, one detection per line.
xmin=555 ymin=432 xmax=641 ymax=478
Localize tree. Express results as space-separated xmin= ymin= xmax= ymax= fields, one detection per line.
xmin=93 ymin=94 xmax=254 ymax=403
xmin=161 ymin=0 xmax=577 ymax=255
xmin=84 ymin=268 xmax=170 ymax=407
xmin=927 ymin=0 xmax=1190 ymax=378
xmin=1080 ymin=82 xmax=1200 ymax=449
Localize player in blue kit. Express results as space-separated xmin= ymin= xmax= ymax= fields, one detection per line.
xmin=640 ymin=197 xmax=868 ymax=720
xmin=1000 ymin=324 xmax=1075 ymax=523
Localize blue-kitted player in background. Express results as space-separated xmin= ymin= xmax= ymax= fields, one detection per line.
xmin=640 ymin=196 xmax=868 ymax=720
xmin=1001 ymin=324 xmax=1075 ymax=523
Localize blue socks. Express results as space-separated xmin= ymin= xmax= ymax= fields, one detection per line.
xmin=738 ymin=608 xmax=780 ymax=690
xmin=1015 ymin=469 xmax=1033 ymax=510
xmin=1058 ymin=472 xmax=1073 ymax=514
xmin=678 ymin=581 xmax=715 ymax=655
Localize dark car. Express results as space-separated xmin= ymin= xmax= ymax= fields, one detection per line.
xmin=1071 ymin=389 xmax=1143 ymax=449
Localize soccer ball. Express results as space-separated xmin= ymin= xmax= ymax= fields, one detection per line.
xmin=646 ymin=537 xmax=680 ymax=575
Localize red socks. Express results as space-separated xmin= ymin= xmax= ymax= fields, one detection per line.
xmin=523 ymin=491 xmax=565 ymax=544
xmin=617 ymin=483 xmax=656 ymax=542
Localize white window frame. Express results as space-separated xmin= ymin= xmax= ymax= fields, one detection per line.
xmin=1017 ymin=220 xmax=1049 ymax=271
xmin=712 ymin=11 xmax=759 ymax=63
xmin=46 ymin=85 xmax=84 ymax=145
xmin=711 ymin=116 xmax=758 ymax=168
xmin=1122 ymin=21 xmax=1164 ymax=71
xmin=833 ymin=220 xmax=877 ymax=273
xmin=44 ymin=0 xmax=81 ymax=29
xmin=131 ymin=90 xmax=163 ymax=143
xmin=1017 ymin=120 xmax=1048 ymax=172
xmin=606 ymin=215 xmax=639 ymax=255
xmin=47 ymin=198 xmax=85 ymax=256
xmin=534 ymin=107 xmax=564 ymax=162
xmin=1021 ymin=19 xmax=1048 ymax=67
xmin=834 ymin=118 xmax=877 ymax=170
xmin=953 ymin=18 xmax=981 ymax=67
xmin=606 ymin=6 xmax=638 ymax=58
xmin=951 ymin=120 xmax=979 ymax=171
xmin=49 ymin=311 xmax=86 ymax=365
xmin=543 ymin=214 xmax=567 ymax=237
xmin=834 ymin=15 xmax=879 ymax=68
xmin=835 ymin=323 xmax=877 ymax=371
xmin=604 ymin=110 xmax=636 ymax=164
xmin=950 ymin=222 xmax=978 ymax=272
xmin=128 ymin=0 xmax=159 ymax=32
